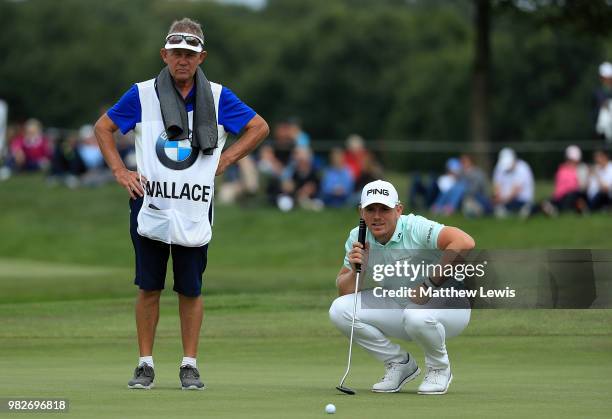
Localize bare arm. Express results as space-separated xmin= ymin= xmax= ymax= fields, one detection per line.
xmin=93 ymin=114 xmax=146 ymax=199
xmin=436 ymin=226 xmax=476 ymax=252
xmin=216 ymin=114 xmax=269 ymax=176
xmin=411 ymin=226 xmax=475 ymax=304
xmin=335 ymin=242 xmax=368 ymax=296
xmin=429 ymin=226 xmax=476 ymax=285
xmin=336 ymin=267 xmax=356 ymax=296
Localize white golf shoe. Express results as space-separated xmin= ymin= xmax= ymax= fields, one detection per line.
xmin=417 ymin=366 xmax=452 ymax=395
xmin=371 ymin=354 xmax=420 ymax=393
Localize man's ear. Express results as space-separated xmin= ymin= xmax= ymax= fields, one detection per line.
xmin=198 ymin=51 xmax=208 ymax=64
xmin=160 ymin=48 xmax=168 ymax=63
xmin=396 ymin=203 xmax=404 ymax=215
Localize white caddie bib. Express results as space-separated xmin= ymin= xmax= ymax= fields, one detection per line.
xmin=134 ymin=78 xmax=227 ymax=247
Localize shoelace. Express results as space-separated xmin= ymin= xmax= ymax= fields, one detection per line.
xmin=136 ymin=365 xmax=153 ymax=378
xmin=181 ymin=366 xmax=199 ymax=379
xmin=423 ymin=368 xmax=443 ymax=385
xmin=381 ymin=362 xmax=404 ymax=381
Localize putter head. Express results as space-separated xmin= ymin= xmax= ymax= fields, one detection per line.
xmin=336 ymin=385 xmax=356 ymax=395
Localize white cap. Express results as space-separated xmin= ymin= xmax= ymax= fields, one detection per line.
xmin=599 ymin=62 xmax=612 ymax=78
xmin=164 ymin=32 xmax=204 ymax=53
xmin=565 ymin=145 xmax=582 ymax=162
xmin=497 ymin=147 xmax=516 ymax=171
xmin=360 ymin=180 xmax=399 ymax=208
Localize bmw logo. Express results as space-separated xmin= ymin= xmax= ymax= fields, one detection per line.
xmin=155 ymin=130 xmax=199 ymax=170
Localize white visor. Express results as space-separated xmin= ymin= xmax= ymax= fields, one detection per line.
xmin=164 ymin=32 xmax=204 ymax=53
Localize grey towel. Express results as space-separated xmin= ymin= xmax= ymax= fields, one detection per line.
xmin=156 ymin=66 xmax=218 ymax=155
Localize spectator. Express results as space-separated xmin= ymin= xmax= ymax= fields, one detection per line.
xmin=270 ymin=121 xmax=296 ymax=167
xmin=343 ymin=134 xmax=368 ymax=180
xmin=541 ymin=145 xmax=588 ymax=216
xmin=321 ymin=147 xmax=354 ymax=207
xmin=460 ymin=154 xmax=492 ymax=217
xmin=279 ymin=147 xmax=322 ymax=211
xmin=493 ymin=148 xmax=534 ymax=218
xmin=349 ymin=151 xmax=383 ymax=207
xmin=355 ymin=152 xmax=383 ymax=191
xmin=431 ymin=158 xmax=465 ymax=216
xmin=218 ymin=155 xmax=259 ymax=205
xmin=259 ymin=121 xmax=296 ymax=204
xmin=78 ymin=124 xmax=114 ymax=187
xmin=594 ymin=62 xmax=612 ymax=141
xmin=409 ymin=171 xmax=439 ymax=212
xmin=78 ymin=125 xmax=105 ymax=170
xmin=9 ymin=118 xmax=52 ymax=172
xmin=586 ymin=149 xmax=612 ymax=211
xmin=49 ymin=131 xmax=86 ymax=187
xmin=287 ymin=117 xmax=310 ymax=149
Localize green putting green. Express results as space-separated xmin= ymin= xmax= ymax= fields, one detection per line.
xmin=0 ymin=175 xmax=611 ymax=418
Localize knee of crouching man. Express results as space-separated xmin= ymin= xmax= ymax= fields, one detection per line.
xmin=402 ymin=309 xmax=432 ymax=332
xmin=329 ymin=297 xmax=350 ymax=325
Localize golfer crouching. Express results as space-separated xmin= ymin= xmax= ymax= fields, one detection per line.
xmin=329 ymin=180 xmax=474 ymax=394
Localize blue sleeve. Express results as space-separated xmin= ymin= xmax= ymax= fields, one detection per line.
xmin=107 ymin=84 xmax=141 ymax=134
xmin=218 ymin=87 xmax=256 ymax=135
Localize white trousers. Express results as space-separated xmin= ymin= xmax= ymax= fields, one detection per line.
xmin=329 ymin=289 xmax=471 ymax=369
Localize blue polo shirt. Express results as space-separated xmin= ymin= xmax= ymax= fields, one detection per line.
xmin=343 ymin=214 xmax=445 ymax=269
xmin=107 ymin=83 xmax=256 ymax=135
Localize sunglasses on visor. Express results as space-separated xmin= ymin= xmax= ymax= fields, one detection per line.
xmin=165 ymin=34 xmax=203 ymax=47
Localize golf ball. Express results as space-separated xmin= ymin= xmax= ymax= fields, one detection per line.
xmin=325 ymin=403 xmax=336 ymax=414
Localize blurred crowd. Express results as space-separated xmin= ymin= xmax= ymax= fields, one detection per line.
xmin=405 ymin=61 xmax=612 ymax=218
xmin=1 ymin=116 xmax=610 ymax=219
xmin=1 ymin=61 xmax=611 ymax=217
xmin=219 ymin=118 xmax=383 ymax=211
xmin=409 ymin=146 xmax=612 ymax=219
xmin=0 ymin=117 xmax=135 ymax=188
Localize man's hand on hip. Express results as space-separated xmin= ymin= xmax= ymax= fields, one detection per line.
xmin=113 ymin=167 xmax=148 ymax=199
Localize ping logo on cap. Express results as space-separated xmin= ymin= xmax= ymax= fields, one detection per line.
xmin=360 ymin=180 xmax=398 ymax=208
xmin=366 ymin=188 xmax=389 ymax=196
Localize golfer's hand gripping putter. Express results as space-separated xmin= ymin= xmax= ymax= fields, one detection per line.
xmin=354 ymin=218 xmax=367 ymax=273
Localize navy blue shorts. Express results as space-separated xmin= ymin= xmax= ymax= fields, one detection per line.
xmin=129 ymin=198 xmax=208 ymax=297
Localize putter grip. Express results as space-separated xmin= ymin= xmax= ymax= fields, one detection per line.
xmin=355 ymin=219 xmax=367 ymax=273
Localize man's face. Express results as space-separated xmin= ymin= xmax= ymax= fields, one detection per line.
xmin=460 ymin=155 xmax=472 ymax=169
xmin=160 ymin=48 xmax=207 ymax=83
xmin=360 ymin=203 xmax=402 ymax=242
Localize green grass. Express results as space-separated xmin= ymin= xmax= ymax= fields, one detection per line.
xmin=0 ymin=175 xmax=611 ymax=418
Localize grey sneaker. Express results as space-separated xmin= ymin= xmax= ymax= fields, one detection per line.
xmin=418 ymin=366 xmax=452 ymax=395
xmin=128 ymin=364 xmax=155 ymax=389
xmin=180 ymin=365 xmax=205 ymax=390
xmin=372 ymin=354 xmax=420 ymax=393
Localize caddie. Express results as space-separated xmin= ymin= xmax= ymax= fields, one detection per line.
xmin=94 ymin=17 xmax=269 ymax=390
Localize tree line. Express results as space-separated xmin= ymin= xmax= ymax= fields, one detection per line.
xmin=1 ymin=0 xmax=610 ymax=151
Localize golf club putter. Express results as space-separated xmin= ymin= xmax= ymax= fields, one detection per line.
xmin=336 ymin=218 xmax=367 ymax=395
